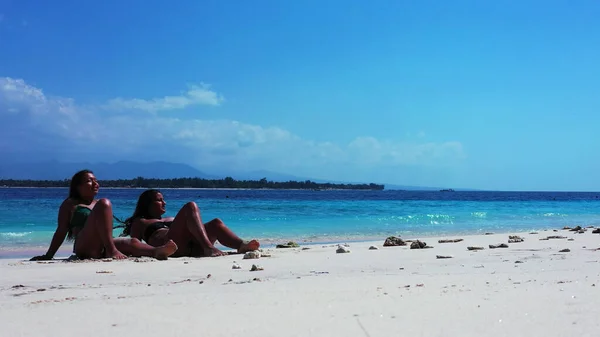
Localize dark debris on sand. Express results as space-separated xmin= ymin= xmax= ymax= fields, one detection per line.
xmin=276 ymin=241 xmax=300 ymax=248
xmin=438 ymin=238 xmax=464 ymax=243
xmin=467 ymin=246 xmax=484 ymax=251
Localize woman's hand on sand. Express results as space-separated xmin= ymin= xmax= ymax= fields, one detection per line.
xmin=30 ymin=254 xmax=52 ymax=261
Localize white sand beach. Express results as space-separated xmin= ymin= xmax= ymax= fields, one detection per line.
xmin=1 ymin=228 xmax=599 ymax=337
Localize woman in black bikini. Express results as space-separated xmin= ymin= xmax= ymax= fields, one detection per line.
xmin=30 ymin=170 xmax=178 ymax=261
xmin=122 ymin=189 xmax=260 ymax=257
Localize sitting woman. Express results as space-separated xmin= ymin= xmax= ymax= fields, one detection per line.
xmin=31 ymin=170 xmax=178 ymax=261
xmin=122 ymin=189 xmax=259 ymax=257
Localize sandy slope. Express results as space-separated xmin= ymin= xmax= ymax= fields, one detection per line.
xmin=1 ymin=229 xmax=599 ymax=337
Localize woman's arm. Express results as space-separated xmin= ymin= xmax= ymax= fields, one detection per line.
xmin=30 ymin=199 xmax=74 ymax=260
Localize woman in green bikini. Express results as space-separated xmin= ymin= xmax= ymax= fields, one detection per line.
xmin=122 ymin=189 xmax=260 ymax=257
xmin=30 ymin=170 xmax=178 ymax=261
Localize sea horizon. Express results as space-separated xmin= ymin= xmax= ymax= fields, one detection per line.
xmin=2 ymin=186 xmax=600 ymax=193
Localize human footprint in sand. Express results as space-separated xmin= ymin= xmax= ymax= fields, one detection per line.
xmin=30 ymin=170 xmax=178 ymax=261
xmin=122 ymin=189 xmax=260 ymax=257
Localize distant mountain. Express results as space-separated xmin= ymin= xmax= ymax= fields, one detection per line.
xmin=221 ymin=170 xmax=456 ymax=191
xmin=383 ymin=184 xmax=478 ymax=191
xmin=0 ymin=160 xmax=216 ymax=180
xmin=381 ymin=184 xmax=441 ymax=191
xmin=216 ymin=169 xmax=313 ymax=182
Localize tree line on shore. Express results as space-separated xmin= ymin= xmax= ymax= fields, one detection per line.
xmin=0 ymin=177 xmax=385 ymax=190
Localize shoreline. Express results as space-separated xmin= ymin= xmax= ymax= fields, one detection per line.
xmin=0 ymin=226 xmax=578 ymax=259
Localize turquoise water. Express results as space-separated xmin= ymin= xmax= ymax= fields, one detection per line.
xmin=1 ymin=188 xmax=599 ymax=258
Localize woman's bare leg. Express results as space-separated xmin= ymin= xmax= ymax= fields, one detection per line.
xmin=204 ymin=218 xmax=260 ymax=253
xmin=114 ymin=238 xmax=178 ymax=260
xmin=166 ymin=202 xmax=225 ymax=257
xmin=74 ymin=198 xmax=126 ymax=259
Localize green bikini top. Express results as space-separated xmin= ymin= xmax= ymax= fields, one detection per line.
xmin=67 ymin=206 xmax=92 ymax=240
xmin=71 ymin=206 xmax=92 ymax=228
xmin=66 ymin=205 xmax=126 ymax=240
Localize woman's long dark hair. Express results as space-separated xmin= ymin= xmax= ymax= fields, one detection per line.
xmin=66 ymin=169 xmax=93 ymax=240
xmin=121 ymin=189 xmax=162 ymax=237
xmin=69 ymin=169 xmax=94 ymax=200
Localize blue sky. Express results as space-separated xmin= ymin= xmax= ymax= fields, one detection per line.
xmin=1 ymin=0 xmax=599 ymax=191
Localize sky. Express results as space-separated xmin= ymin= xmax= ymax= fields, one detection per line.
xmin=0 ymin=0 xmax=599 ymax=191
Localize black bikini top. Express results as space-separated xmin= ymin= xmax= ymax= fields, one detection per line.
xmin=143 ymin=221 xmax=173 ymax=242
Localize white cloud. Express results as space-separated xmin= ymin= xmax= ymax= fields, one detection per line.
xmin=0 ymin=77 xmax=466 ymax=179
xmin=105 ymin=84 xmax=224 ymax=113
xmin=348 ymin=136 xmax=465 ymax=166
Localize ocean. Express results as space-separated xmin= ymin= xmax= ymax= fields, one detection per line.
xmin=1 ymin=187 xmax=599 ymax=258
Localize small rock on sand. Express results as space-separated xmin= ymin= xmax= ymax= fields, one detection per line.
xmin=368 ymin=245 xmax=379 ymax=250
xmin=489 ymin=243 xmax=509 ymax=249
xmin=569 ymin=226 xmax=582 ymax=232
xmin=232 ymin=263 xmax=241 ymax=269
xmin=336 ymin=245 xmax=351 ymax=253
xmin=250 ymin=264 xmax=264 ymax=271
xmin=436 ymin=255 xmax=453 ymax=259
xmin=243 ymin=251 xmax=261 ymax=259
xmin=383 ymin=236 xmax=406 ymax=247
xmin=593 ymin=228 xmax=600 ymax=234
xmin=467 ymin=246 xmax=484 ymax=251
xmin=559 ymin=249 xmax=571 ymax=253
xmin=410 ymin=240 xmax=432 ymax=249
xmin=508 ymin=235 xmax=524 ymax=243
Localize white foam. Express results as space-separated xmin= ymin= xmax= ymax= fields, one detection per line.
xmin=0 ymin=232 xmax=32 ymax=238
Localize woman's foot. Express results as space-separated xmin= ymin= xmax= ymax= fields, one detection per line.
xmin=238 ymin=239 xmax=260 ymax=253
xmin=154 ymin=240 xmax=178 ymax=260
xmin=107 ymin=249 xmax=128 ymax=260
xmin=203 ymin=246 xmax=226 ymax=257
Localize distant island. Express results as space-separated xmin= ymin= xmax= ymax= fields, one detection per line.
xmin=0 ymin=177 xmax=385 ymax=190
